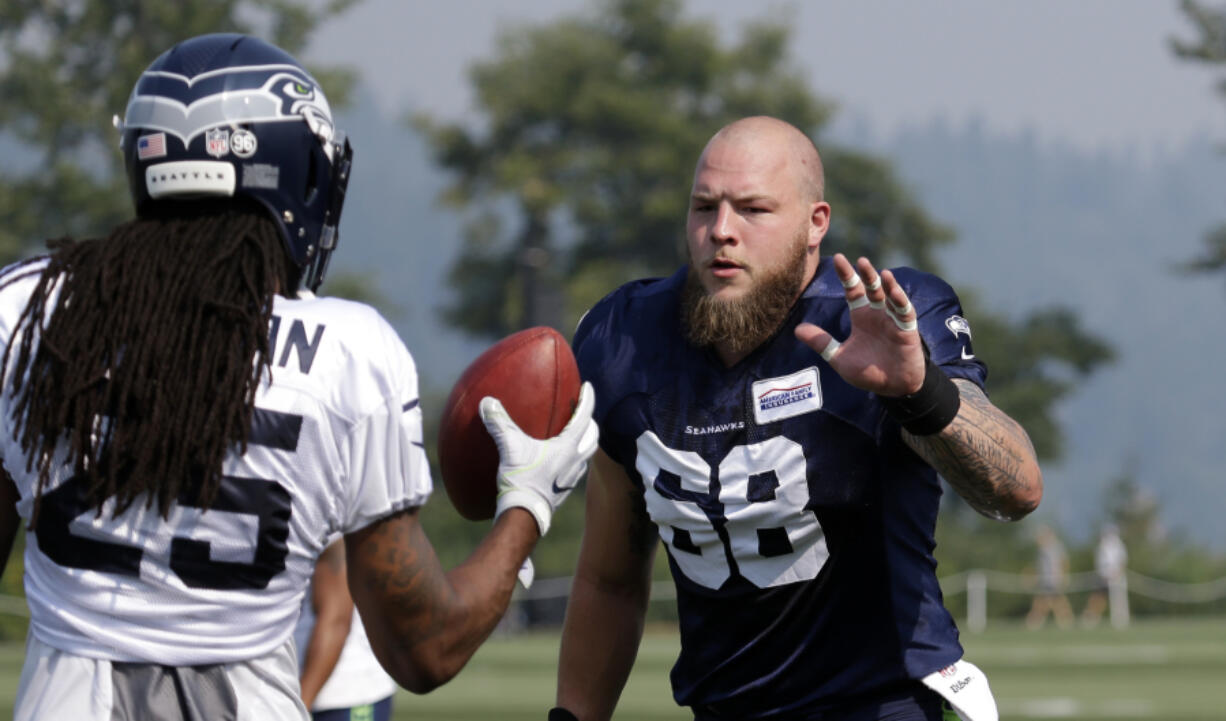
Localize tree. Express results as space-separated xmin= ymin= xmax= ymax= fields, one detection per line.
xmin=417 ymin=0 xmax=1110 ymax=467
xmin=1172 ymin=0 xmax=1226 ymax=275
xmin=0 ymin=0 xmax=358 ymax=265
xmin=958 ymin=297 xmax=1113 ymax=461
xmin=415 ymin=0 xmax=953 ymax=337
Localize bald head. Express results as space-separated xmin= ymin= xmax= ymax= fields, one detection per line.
xmin=685 ymin=116 xmax=832 ymax=365
xmin=701 ymin=116 xmax=825 ymax=202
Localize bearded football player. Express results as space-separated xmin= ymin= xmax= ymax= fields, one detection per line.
xmin=553 ymin=116 xmax=1042 ymax=721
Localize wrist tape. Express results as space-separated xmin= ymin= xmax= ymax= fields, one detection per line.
xmin=878 ymin=357 xmax=961 ymax=435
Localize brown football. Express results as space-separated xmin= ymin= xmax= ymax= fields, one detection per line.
xmin=437 ymin=326 xmax=581 ymax=520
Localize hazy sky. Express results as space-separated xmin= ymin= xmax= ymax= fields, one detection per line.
xmin=310 ymin=0 xmax=1223 ymax=153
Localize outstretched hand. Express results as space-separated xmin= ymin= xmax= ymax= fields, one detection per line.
xmin=794 ymin=253 xmax=926 ymax=397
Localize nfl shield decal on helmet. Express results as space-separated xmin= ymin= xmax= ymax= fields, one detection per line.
xmin=205 ymin=128 xmax=230 ymax=158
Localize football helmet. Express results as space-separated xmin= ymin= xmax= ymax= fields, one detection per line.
xmin=118 ymin=33 xmax=352 ymax=291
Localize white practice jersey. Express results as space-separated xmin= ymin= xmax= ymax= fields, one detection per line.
xmin=0 ymin=263 xmax=433 ymax=666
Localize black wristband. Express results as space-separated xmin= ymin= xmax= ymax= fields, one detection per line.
xmin=548 ymin=709 xmax=580 ymax=721
xmin=878 ymin=357 xmax=961 ymax=435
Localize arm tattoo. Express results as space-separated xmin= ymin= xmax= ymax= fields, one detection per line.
xmin=355 ymin=510 xmax=452 ymax=644
xmin=904 ymin=380 xmax=1040 ymax=521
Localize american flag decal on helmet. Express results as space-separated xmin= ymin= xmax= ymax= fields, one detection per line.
xmin=137 ymin=133 xmax=167 ymax=160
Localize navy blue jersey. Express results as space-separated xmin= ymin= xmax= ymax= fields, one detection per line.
xmin=573 ymin=259 xmax=986 ymax=719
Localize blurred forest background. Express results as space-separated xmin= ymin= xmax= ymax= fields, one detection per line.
xmin=2 ymin=0 xmax=1226 ymax=631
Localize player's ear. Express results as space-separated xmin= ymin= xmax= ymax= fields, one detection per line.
xmin=808 ymin=201 xmax=830 ymax=251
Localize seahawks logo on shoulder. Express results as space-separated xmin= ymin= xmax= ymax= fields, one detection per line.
xmin=123 ymin=65 xmax=335 ymax=153
xmin=945 ymin=315 xmax=972 ymax=339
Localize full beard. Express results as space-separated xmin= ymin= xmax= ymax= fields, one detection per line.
xmin=681 ymin=231 xmax=809 ymax=358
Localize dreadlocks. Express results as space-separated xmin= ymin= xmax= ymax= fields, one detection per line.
xmin=2 ymin=199 xmax=296 ymax=523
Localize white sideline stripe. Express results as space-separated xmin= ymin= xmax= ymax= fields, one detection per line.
xmin=1001 ymin=698 xmax=1154 ymax=718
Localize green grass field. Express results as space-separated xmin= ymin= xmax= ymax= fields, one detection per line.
xmin=0 ymin=618 xmax=1221 ymax=719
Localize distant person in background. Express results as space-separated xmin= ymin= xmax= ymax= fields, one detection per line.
xmin=1080 ymin=524 xmax=1128 ymax=628
xmin=1025 ymin=526 xmax=1074 ymax=630
xmin=296 ymin=539 xmax=396 ymax=720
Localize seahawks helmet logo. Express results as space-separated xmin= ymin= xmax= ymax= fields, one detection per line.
xmin=945 ymin=315 xmax=972 ymax=339
xmin=122 ymin=65 xmax=335 ymax=155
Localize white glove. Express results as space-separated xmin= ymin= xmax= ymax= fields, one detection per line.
xmin=479 ymin=381 xmax=599 ymax=536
